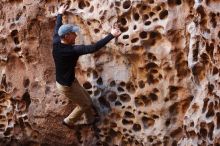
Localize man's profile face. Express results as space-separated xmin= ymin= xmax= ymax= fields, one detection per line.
xmin=64 ymin=32 xmax=77 ymax=44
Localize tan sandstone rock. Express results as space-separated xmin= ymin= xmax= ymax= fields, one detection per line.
xmin=0 ymin=0 xmax=220 ymax=146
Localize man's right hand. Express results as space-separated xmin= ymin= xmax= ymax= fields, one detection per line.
xmin=111 ymin=23 xmax=122 ymax=37
xmin=58 ymin=4 xmax=68 ymax=14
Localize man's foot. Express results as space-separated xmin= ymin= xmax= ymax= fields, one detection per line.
xmin=62 ymin=118 xmax=98 ymax=129
xmin=62 ymin=120 xmax=76 ymax=129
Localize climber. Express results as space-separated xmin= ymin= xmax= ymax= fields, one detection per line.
xmin=52 ymin=4 xmax=121 ymax=128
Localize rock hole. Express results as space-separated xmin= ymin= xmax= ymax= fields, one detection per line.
xmin=13 ymin=37 xmax=20 ymax=44
xmin=139 ymin=31 xmax=148 ymax=39
xmin=193 ymin=42 xmax=199 ymax=61
xmin=11 ymin=29 xmax=18 ymax=37
xmin=87 ymin=21 xmax=91 ymax=25
xmin=146 ymin=62 xmax=158 ymax=70
xmin=147 ymin=74 xmax=155 ymax=84
xmin=94 ymin=89 xmax=101 ymax=96
xmin=200 ymin=52 xmax=209 ymax=64
xmin=138 ymin=80 xmax=145 ymax=88
xmin=172 ymin=140 xmax=178 ymax=146
xmin=206 ymin=42 xmax=214 ymax=59
xmin=206 ymin=102 xmax=215 ymax=118
xmin=119 ymin=93 xmax=131 ymax=102
xmin=192 ymin=63 xmax=204 ymax=77
xmin=123 ymin=35 xmax=129 ymax=39
xmin=122 ymin=119 xmax=133 ymax=125
xmin=149 ymin=0 xmax=154 ymax=4
xmin=149 ymin=12 xmax=155 ymax=17
xmin=197 ymin=5 xmax=206 ymax=18
xmin=97 ymin=77 xmax=103 ymax=85
xmin=132 ymin=123 xmax=141 ymax=131
xmin=85 ymin=1 xmax=90 ymax=7
xmin=159 ymin=10 xmax=168 ymax=19
xmin=199 ymin=127 xmax=207 ymax=139
xmin=4 ymin=127 xmax=13 ymax=136
xmin=120 ymin=27 xmax=129 ymax=32
xmin=126 ymin=81 xmax=136 ymax=93
xmin=83 ymin=81 xmax=92 ymax=89
xmin=150 ymin=31 xmax=160 ymax=39
xmin=124 ymin=111 xmax=135 ymax=118
xmin=23 ymin=78 xmax=30 ymax=88
xmin=119 ymin=81 xmax=126 ymax=86
xmin=212 ymin=67 xmax=218 ymax=75
xmin=87 ymin=91 xmax=92 ymax=95
xmin=78 ymin=1 xmax=86 ymax=9
xmin=22 ymin=91 xmax=31 ymax=109
xmin=155 ymin=6 xmax=161 ymax=11
xmin=208 ymin=122 xmax=214 ymax=140
xmin=210 ymin=12 xmax=217 ymax=28
xmin=165 ymin=118 xmax=171 ymax=126
xmin=134 ymin=97 xmax=144 ymax=107
xmin=133 ymin=13 xmax=140 ymax=21
xmin=169 ymin=102 xmax=178 ymax=116
xmin=168 ymin=0 xmax=177 ymax=7
xmin=115 ymin=101 xmax=122 ymax=106
xmin=98 ymin=96 xmax=110 ymax=109
xmin=208 ymin=83 xmax=214 ymax=94
xmin=123 ymin=1 xmax=131 ymax=9
xmin=119 ymin=17 xmax=127 ymax=26
xmin=14 ymin=47 xmax=21 ymax=52
xmin=107 ymin=91 xmax=117 ymax=102
xmin=94 ymin=29 xmax=100 ymax=33
xmin=115 ymin=1 xmax=121 ymax=6
xmin=117 ymin=86 xmax=124 ymax=92
xmin=148 ymin=93 xmax=158 ymax=101
xmin=110 ymin=80 xmax=116 ymax=87
xmin=176 ymin=0 xmax=182 ymax=5
xmin=145 ymin=21 xmax=151 ymax=26
xmin=133 ymin=25 xmax=137 ymax=30
xmin=142 ymin=116 xmax=155 ymax=128
xmin=153 ymin=18 xmax=158 ymax=22
xmin=141 ymin=5 xmax=148 ymax=10
xmin=131 ymin=38 xmax=139 ymax=43
xmin=170 ymin=127 xmax=182 ymax=138
xmin=143 ymin=14 xmax=149 ymax=21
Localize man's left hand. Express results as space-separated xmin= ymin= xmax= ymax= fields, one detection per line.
xmin=58 ymin=4 xmax=68 ymax=14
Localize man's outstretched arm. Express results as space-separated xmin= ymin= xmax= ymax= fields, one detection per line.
xmin=53 ymin=5 xmax=68 ymax=44
xmin=74 ymin=33 xmax=114 ymax=55
xmin=73 ymin=24 xmax=121 ymax=56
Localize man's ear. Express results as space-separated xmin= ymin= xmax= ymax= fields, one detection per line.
xmin=63 ymin=34 xmax=69 ymax=40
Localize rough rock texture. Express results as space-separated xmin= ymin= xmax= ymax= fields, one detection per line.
xmin=0 ymin=0 xmax=220 ymax=145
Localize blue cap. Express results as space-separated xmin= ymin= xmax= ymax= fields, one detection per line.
xmin=58 ymin=24 xmax=80 ymax=37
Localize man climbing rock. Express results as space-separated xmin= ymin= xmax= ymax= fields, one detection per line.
xmin=52 ymin=4 xmax=121 ymax=128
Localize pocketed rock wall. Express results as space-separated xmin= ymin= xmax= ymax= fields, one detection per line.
xmin=0 ymin=0 xmax=220 ymax=146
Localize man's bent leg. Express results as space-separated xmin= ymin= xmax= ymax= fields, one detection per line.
xmin=63 ymin=106 xmax=85 ymax=124
xmin=80 ymin=87 xmax=96 ymax=123
xmin=72 ymin=79 xmax=95 ymax=124
xmin=64 ymin=79 xmax=94 ymax=124
xmin=56 ymin=81 xmax=87 ymax=125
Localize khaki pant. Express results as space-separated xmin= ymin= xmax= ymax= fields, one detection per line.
xmin=56 ymin=79 xmax=94 ymax=124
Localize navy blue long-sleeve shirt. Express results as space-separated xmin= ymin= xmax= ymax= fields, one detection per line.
xmin=52 ymin=14 xmax=114 ymax=86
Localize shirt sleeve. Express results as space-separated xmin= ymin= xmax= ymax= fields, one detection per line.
xmin=73 ymin=33 xmax=114 ymax=55
xmin=53 ymin=14 xmax=62 ymax=44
